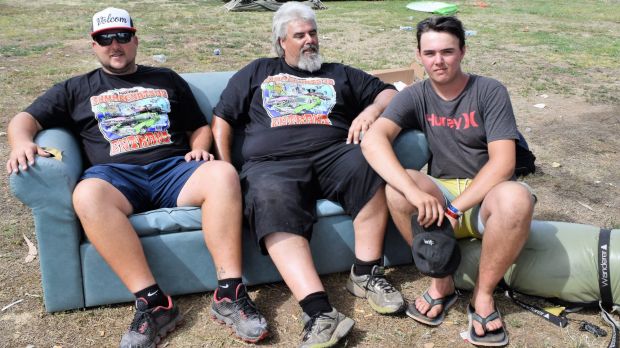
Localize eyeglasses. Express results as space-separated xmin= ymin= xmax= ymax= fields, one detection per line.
xmin=93 ymin=32 xmax=134 ymax=46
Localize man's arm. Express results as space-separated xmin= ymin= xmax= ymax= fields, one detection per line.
xmin=184 ymin=124 xmax=214 ymax=162
xmin=447 ymin=139 xmax=516 ymax=219
xmin=211 ymin=115 xmax=234 ymax=163
xmin=6 ymin=112 xmax=50 ymax=174
xmin=362 ymin=117 xmax=444 ymax=227
xmin=347 ymin=88 xmax=397 ymax=145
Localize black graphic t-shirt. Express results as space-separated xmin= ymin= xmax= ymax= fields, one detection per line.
xmin=26 ymin=66 xmax=206 ymax=166
xmin=214 ymin=57 xmax=394 ymax=160
xmin=383 ymin=75 xmax=518 ymax=179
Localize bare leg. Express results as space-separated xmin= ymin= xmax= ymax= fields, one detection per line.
xmin=73 ymin=178 xmax=154 ymax=293
xmin=264 ymin=232 xmax=324 ymax=301
xmin=471 ymin=182 xmax=533 ymax=335
xmin=352 ymin=186 xmax=388 ymax=261
xmin=386 ymin=170 xmax=444 ymax=246
xmin=177 ymin=160 xmax=242 ymax=279
xmin=385 ymin=170 xmax=451 ymax=318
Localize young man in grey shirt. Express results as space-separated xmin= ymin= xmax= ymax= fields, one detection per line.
xmin=362 ymin=16 xmax=535 ymax=347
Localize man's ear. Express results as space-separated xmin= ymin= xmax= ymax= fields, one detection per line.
xmin=415 ymin=48 xmax=421 ymax=61
xmin=279 ymin=37 xmax=287 ymax=53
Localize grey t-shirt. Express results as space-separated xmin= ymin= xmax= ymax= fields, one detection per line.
xmin=383 ymin=74 xmax=518 ymax=179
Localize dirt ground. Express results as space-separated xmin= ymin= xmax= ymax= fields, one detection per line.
xmin=4 ymin=94 xmax=617 ymax=348
xmin=1 ymin=1 xmax=619 ymax=347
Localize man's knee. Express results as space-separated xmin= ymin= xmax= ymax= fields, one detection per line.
xmin=73 ymin=179 xmax=131 ymax=218
xmin=264 ymin=231 xmax=309 ymax=251
xmin=196 ymin=160 xmax=239 ymax=185
xmin=179 ymin=161 xmax=242 ymax=207
xmin=484 ymin=182 xmax=534 ymax=224
xmin=74 ymin=179 xmax=103 ymax=208
xmin=386 ymin=184 xmax=415 ymax=215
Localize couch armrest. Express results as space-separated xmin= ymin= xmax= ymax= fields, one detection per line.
xmin=9 ymin=128 xmax=86 ymax=311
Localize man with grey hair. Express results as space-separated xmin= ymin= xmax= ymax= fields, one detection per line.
xmin=212 ymin=2 xmax=402 ymax=347
xmin=271 ymin=2 xmax=323 ymax=72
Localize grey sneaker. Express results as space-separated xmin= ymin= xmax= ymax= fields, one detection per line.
xmin=120 ymin=296 xmax=182 ymax=348
xmin=346 ymin=265 xmax=405 ymax=314
xmin=299 ymin=307 xmax=355 ymax=348
xmin=211 ymin=284 xmax=269 ymax=343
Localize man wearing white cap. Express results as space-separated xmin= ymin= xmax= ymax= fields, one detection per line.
xmin=6 ymin=7 xmax=268 ymax=347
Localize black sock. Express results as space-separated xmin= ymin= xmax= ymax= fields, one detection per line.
xmin=353 ymin=257 xmax=382 ymax=276
xmin=134 ymin=284 xmax=168 ymax=309
xmin=215 ymin=278 xmax=243 ymax=300
xmin=299 ymin=291 xmax=332 ymax=317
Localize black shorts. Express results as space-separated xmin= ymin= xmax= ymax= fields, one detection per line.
xmin=240 ymin=143 xmax=384 ymax=252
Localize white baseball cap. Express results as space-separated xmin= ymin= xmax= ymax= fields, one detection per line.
xmin=91 ymin=7 xmax=136 ymax=36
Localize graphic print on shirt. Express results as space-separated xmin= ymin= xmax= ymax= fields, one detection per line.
xmin=261 ymin=73 xmax=336 ymax=127
xmin=90 ymin=87 xmax=172 ymax=156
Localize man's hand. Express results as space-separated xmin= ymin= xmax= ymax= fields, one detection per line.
xmin=404 ymin=188 xmax=445 ymax=228
xmin=6 ymin=141 xmax=51 ymax=174
xmin=184 ymin=149 xmax=214 ymax=162
xmin=347 ymin=109 xmax=376 ymax=145
xmin=347 ymin=88 xmax=396 ymax=144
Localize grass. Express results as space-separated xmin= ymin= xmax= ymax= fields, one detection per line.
xmin=0 ymin=43 xmax=61 ymax=57
xmin=1 ymin=0 xmax=617 ymax=102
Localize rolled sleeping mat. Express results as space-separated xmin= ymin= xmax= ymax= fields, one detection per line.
xmin=454 ymin=220 xmax=620 ymax=307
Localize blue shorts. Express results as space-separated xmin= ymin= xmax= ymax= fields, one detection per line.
xmin=80 ymin=156 xmax=203 ymax=213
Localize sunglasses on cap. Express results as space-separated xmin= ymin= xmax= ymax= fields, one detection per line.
xmin=93 ymin=31 xmax=134 ymax=46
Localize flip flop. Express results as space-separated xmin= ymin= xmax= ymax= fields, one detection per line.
xmin=467 ymin=303 xmax=509 ymax=347
xmin=406 ymin=290 xmax=458 ymax=326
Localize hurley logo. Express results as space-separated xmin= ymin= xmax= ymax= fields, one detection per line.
xmin=426 ymin=111 xmax=479 ymax=130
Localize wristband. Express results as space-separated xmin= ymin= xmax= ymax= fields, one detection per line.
xmin=445 ymin=202 xmax=463 ymax=220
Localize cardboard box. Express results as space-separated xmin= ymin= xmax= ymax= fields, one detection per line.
xmin=370 ymin=61 xmax=425 ymax=86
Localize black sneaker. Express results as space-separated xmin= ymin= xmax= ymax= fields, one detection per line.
xmin=120 ymin=295 xmax=182 ymax=348
xmin=211 ymin=284 xmax=269 ymax=343
xmin=300 ymin=307 xmax=355 ymax=348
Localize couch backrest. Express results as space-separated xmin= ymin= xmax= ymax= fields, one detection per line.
xmin=181 ymin=71 xmax=236 ymax=124
xmin=181 ymin=71 xmax=245 ymax=168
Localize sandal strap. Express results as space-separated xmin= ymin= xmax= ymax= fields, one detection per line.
xmin=422 ymin=291 xmax=453 ymax=307
xmin=471 ymin=307 xmax=501 ymax=332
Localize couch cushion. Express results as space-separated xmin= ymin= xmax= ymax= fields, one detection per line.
xmin=316 ymin=199 xmax=346 ymax=216
xmin=130 ymin=207 xmax=202 ymax=236
xmin=130 ymin=201 xmax=346 ymax=236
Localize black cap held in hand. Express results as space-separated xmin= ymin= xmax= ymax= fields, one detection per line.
xmin=411 ymin=219 xmax=461 ymax=278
